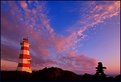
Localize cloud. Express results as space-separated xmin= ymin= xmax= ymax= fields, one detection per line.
xmin=1 ymin=1 xmax=54 ymax=53
xmin=1 ymin=1 xmax=55 ymax=70
xmin=1 ymin=59 xmax=18 ymax=70
xmin=19 ymin=1 xmax=55 ymax=36
xmin=57 ymin=51 xmax=97 ymax=74
xmin=20 ymin=1 xmax=28 ymax=10
xmin=32 ymin=59 xmax=58 ymax=70
xmin=55 ymin=1 xmax=120 ymax=53
xmin=1 ymin=1 xmax=119 ymax=74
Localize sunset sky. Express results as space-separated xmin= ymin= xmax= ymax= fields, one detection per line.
xmin=1 ymin=1 xmax=120 ymax=75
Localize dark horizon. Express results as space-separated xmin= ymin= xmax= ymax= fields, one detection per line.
xmin=1 ymin=67 xmax=120 ymax=81
xmin=1 ymin=67 xmax=120 ymax=77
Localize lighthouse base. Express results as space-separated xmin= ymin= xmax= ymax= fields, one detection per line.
xmin=17 ymin=67 xmax=32 ymax=73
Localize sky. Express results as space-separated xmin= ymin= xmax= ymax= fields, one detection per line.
xmin=1 ymin=1 xmax=120 ymax=76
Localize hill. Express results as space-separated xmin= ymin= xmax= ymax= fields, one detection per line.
xmin=1 ymin=67 xmax=120 ymax=81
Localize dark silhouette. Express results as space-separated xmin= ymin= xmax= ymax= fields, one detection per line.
xmin=94 ymin=62 xmax=107 ymax=80
xmin=32 ymin=67 xmax=80 ymax=80
xmin=1 ymin=66 xmax=120 ymax=81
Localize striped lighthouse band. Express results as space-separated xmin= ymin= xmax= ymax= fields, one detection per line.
xmin=18 ymin=63 xmax=31 ymax=67
xmin=21 ymin=46 xmax=29 ymax=50
xmin=20 ymin=50 xmax=30 ymax=55
xmin=19 ymin=54 xmax=31 ymax=59
xmin=21 ymin=43 xmax=30 ymax=47
xmin=18 ymin=59 xmax=31 ymax=63
xmin=17 ymin=67 xmax=32 ymax=73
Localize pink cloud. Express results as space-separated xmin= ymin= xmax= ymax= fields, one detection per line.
xmin=2 ymin=1 xmax=55 ymax=55
xmin=1 ymin=1 xmax=55 ymax=70
xmin=55 ymin=1 xmax=120 ymax=53
xmin=57 ymin=51 xmax=97 ymax=74
xmin=19 ymin=1 xmax=55 ymax=36
xmin=1 ymin=1 xmax=119 ymax=74
xmin=33 ymin=60 xmax=58 ymax=70
xmin=53 ymin=31 xmax=85 ymax=53
xmin=20 ymin=1 xmax=27 ymax=10
xmin=83 ymin=1 xmax=120 ymax=28
xmin=1 ymin=59 xmax=18 ymax=70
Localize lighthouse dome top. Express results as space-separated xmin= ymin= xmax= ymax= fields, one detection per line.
xmin=23 ymin=38 xmax=28 ymax=41
xmin=20 ymin=38 xmax=29 ymax=45
xmin=23 ymin=38 xmax=29 ymax=43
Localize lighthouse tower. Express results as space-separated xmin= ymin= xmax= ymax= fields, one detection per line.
xmin=17 ymin=38 xmax=32 ymax=73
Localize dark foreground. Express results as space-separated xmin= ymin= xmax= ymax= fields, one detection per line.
xmin=1 ymin=67 xmax=120 ymax=81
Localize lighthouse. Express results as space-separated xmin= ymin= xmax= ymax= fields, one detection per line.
xmin=17 ymin=38 xmax=32 ymax=73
